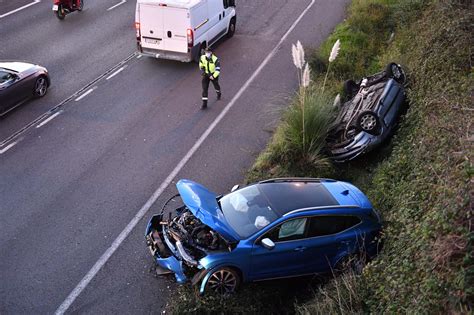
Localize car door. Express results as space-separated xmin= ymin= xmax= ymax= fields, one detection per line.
xmin=301 ymin=215 xmax=362 ymax=273
xmin=0 ymin=70 xmax=21 ymax=113
xmin=249 ymin=217 xmax=309 ymax=280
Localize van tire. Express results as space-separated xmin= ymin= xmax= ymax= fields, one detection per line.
xmin=227 ymin=18 xmax=236 ymax=38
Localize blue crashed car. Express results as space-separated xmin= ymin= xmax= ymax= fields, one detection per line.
xmin=326 ymin=63 xmax=407 ymax=162
xmin=145 ymin=178 xmax=382 ymax=294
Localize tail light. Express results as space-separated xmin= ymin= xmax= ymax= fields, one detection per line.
xmin=135 ymin=22 xmax=141 ymax=38
xmin=187 ymin=28 xmax=194 ymax=48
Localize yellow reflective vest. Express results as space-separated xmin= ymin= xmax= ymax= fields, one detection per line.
xmin=199 ymin=54 xmax=221 ymax=78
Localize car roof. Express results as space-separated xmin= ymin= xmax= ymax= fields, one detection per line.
xmin=255 ymin=178 xmax=340 ymax=217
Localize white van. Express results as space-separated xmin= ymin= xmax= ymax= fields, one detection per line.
xmin=135 ymin=0 xmax=236 ymax=62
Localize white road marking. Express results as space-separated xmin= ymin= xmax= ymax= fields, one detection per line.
xmin=0 ymin=142 xmax=17 ymax=154
xmin=0 ymin=0 xmax=40 ymax=19
xmin=74 ymin=88 xmax=95 ymax=102
xmin=107 ymin=0 xmax=126 ymax=11
xmin=106 ymin=66 xmax=125 ymax=80
xmin=54 ymin=1 xmax=316 ymax=314
xmin=36 ymin=111 xmax=62 ymax=129
xmin=136 ymin=54 xmax=142 ymax=59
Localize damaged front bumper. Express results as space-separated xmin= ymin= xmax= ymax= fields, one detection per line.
xmin=145 ymin=214 xmax=209 ymax=287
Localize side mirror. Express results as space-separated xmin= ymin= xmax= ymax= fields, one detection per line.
xmin=231 ymin=184 xmax=239 ymax=192
xmin=261 ymin=238 xmax=275 ymax=250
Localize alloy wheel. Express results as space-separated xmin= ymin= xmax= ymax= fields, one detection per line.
xmin=360 ymin=114 xmax=377 ymax=131
xmin=207 ymin=269 xmax=238 ymax=294
xmin=35 ymin=77 xmax=47 ymax=97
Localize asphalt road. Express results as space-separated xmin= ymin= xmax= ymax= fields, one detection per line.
xmin=0 ymin=0 xmax=349 ymax=313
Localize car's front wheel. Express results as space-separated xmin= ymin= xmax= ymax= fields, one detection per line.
xmin=34 ymin=76 xmax=48 ymax=98
xmin=205 ymin=267 xmax=241 ymax=294
xmin=357 ymin=111 xmax=380 ymax=135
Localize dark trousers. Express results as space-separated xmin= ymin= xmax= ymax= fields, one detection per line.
xmin=201 ymin=75 xmax=221 ymax=101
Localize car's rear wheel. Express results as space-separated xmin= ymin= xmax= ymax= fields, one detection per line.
xmin=385 ymin=62 xmax=406 ymax=84
xmin=343 ymin=79 xmax=359 ymax=99
xmin=34 ymin=76 xmax=48 ymax=98
xmin=227 ymin=17 xmax=236 ymax=38
xmin=206 ymin=267 xmax=241 ymax=294
xmin=357 ymin=111 xmax=379 ymax=135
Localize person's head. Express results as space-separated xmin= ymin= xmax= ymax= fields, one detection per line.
xmin=204 ymin=47 xmax=212 ymax=59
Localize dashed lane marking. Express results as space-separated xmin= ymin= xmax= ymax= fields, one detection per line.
xmin=36 ymin=111 xmax=62 ymax=129
xmin=0 ymin=0 xmax=40 ymax=19
xmin=107 ymin=0 xmax=126 ymax=11
xmin=0 ymin=142 xmax=17 ymax=154
xmin=74 ymin=88 xmax=95 ymax=102
xmin=106 ymin=66 xmax=125 ymax=80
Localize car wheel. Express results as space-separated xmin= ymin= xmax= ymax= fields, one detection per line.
xmin=343 ymin=79 xmax=359 ymax=99
xmin=227 ymin=18 xmax=236 ymax=38
xmin=34 ymin=76 xmax=48 ymax=98
xmin=385 ymin=62 xmax=406 ymax=84
xmin=357 ymin=111 xmax=379 ymax=135
xmin=206 ymin=267 xmax=241 ymax=294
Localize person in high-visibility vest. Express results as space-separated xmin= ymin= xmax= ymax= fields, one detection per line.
xmin=199 ymin=47 xmax=221 ymax=109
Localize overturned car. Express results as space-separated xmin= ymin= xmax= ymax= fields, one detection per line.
xmin=146 ymin=178 xmax=382 ymax=294
xmin=326 ymin=63 xmax=407 ymax=162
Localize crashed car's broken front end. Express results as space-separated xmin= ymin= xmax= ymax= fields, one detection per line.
xmin=145 ymin=180 xmax=240 ymax=292
xmin=145 ymin=209 xmax=232 ymax=285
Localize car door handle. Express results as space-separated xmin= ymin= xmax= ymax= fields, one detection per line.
xmin=294 ymin=246 xmax=307 ymax=252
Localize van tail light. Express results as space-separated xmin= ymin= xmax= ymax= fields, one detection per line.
xmin=187 ymin=28 xmax=194 ymax=48
xmin=135 ymin=22 xmax=141 ymax=38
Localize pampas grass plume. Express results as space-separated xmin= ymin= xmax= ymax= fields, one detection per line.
xmin=302 ymin=63 xmax=311 ymax=88
xmin=333 ymin=94 xmax=341 ymax=107
xmin=292 ymin=41 xmax=305 ymax=69
xmin=328 ymin=39 xmax=340 ymax=63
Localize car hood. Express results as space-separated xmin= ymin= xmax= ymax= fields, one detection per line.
xmin=176 ymin=179 xmax=240 ymax=242
xmin=0 ymin=61 xmax=36 ymax=73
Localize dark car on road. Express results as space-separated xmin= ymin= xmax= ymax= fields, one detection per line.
xmin=146 ymin=178 xmax=382 ymax=294
xmin=0 ymin=61 xmax=50 ymax=116
xmin=326 ymin=63 xmax=406 ymax=162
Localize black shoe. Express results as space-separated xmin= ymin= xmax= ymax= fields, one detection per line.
xmin=201 ymin=102 xmax=207 ymax=110
xmin=217 ymin=92 xmax=221 ymax=100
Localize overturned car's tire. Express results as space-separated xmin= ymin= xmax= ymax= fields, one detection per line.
xmin=385 ymin=62 xmax=406 ymax=84
xmin=343 ymin=79 xmax=359 ymax=100
xmin=357 ymin=111 xmax=380 ymax=135
xmin=205 ymin=267 xmax=241 ymax=294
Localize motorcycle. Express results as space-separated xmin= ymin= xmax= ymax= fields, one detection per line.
xmin=52 ymin=0 xmax=83 ymax=20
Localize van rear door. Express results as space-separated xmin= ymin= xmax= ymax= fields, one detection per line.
xmin=162 ymin=6 xmax=190 ymax=53
xmin=139 ymin=3 xmax=165 ymax=51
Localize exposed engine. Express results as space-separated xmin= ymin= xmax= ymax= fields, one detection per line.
xmin=161 ymin=209 xmax=228 ymax=267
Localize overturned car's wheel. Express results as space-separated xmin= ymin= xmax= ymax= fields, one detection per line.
xmin=343 ymin=79 xmax=359 ymax=99
xmin=206 ymin=267 xmax=241 ymax=294
xmin=385 ymin=62 xmax=406 ymax=84
xmin=357 ymin=111 xmax=380 ymax=135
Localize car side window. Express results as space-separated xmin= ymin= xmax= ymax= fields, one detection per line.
xmin=265 ymin=218 xmax=307 ymax=242
xmin=307 ymin=216 xmax=361 ymax=237
xmin=0 ymin=71 xmax=14 ymax=84
xmin=223 ymin=0 xmax=229 ymax=9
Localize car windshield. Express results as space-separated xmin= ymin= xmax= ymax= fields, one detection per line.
xmin=219 ymin=185 xmax=279 ymax=238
